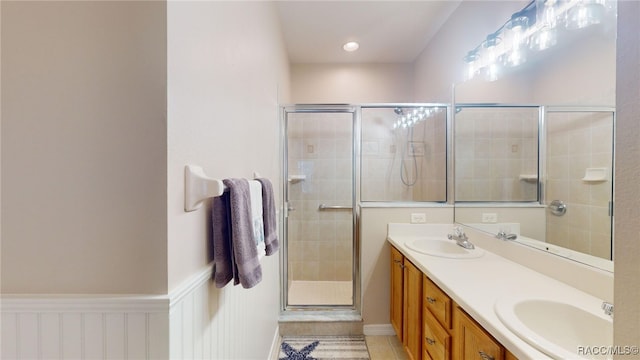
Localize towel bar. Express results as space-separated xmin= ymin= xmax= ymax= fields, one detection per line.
xmin=184 ymin=165 xmax=225 ymax=212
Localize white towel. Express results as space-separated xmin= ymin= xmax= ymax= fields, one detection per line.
xmin=248 ymin=180 xmax=265 ymax=248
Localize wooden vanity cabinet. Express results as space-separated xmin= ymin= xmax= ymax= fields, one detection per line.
xmin=454 ymin=307 xmax=504 ymax=360
xmin=403 ymin=259 xmax=423 ymax=360
xmin=391 ymin=246 xmax=404 ymax=339
xmin=390 ymin=245 xmax=423 ymax=360
xmin=423 ymin=276 xmax=453 ymax=360
xmin=390 ymin=245 xmax=518 ymax=360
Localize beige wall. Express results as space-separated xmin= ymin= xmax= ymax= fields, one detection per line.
xmin=413 ymin=1 xmax=531 ymax=103
xmin=166 ymin=1 xmax=289 ymax=292
xmin=415 ymin=0 xmax=615 ymax=106
xmin=530 ymin=26 xmax=616 ymax=106
xmin=165 ymin=2 xmax=289 ymax=358
xmin=290 ymin=63 xmax=413 ymax=104
xmin=360 ymin=207 xmax=453 ymax=326
xmin=614 ymin=0 xmax=640 ymax=352
xmin=1 ymin=1 xmax=168 ymax=294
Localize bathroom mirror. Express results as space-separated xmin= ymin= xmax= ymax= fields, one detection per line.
xmin=452 ymin=1 xmax=616 ymax=272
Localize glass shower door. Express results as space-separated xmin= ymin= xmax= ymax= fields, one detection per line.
xmin=283 ymin=107 xmax=356 ymax=308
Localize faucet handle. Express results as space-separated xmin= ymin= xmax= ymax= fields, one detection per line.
xmin=455 ymin=226 xmax=469 ymax=240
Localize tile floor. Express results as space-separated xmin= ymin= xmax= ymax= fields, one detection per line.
xmin=365 ymin=335 xmax=408 ymax=360
xmin=288 ymin=280 xmax=352 ymax=305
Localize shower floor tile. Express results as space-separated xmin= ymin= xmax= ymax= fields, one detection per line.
xmin=288 ymin=280 xmax=352 ymax=305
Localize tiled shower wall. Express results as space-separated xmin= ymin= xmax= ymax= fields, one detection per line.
xmin=361 ymin=107 xmax=447 ymax=202
xmin=287 ymin=112 xmax=353 ymax=281
xmin=455 ymin=107 xmax=538 ymax=201
xmin=545 ymin=111 xmax=614 ymax=259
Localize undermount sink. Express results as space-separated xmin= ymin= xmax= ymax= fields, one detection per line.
xmin=495 ymin=296 xmax=613 ymax=359
xmin=405 ymin=237 xmax=484 ymax=259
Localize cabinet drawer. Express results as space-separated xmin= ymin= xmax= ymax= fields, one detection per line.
xmin=423 ymin=311 xmax=451 ymax=360
xmin=423 ymin=275 xmax=452 ymax=329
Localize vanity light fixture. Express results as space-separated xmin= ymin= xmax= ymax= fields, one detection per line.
xmin=462 ymin=0 xmax=616 ymax=82
xmin=343 ymin=41 xmax=360 ymax=52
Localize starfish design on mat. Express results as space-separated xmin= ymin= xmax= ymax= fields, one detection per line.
xmin=280 ymin=340 xmax=320 ymax=360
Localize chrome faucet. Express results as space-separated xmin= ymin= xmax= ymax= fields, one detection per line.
xmin=448 ymin=226 xmax=475 ymax=250
xmin=496 ymin=230 xmax=518 ymax=241
xmin=602 ymin=301 xmax=614 ymax=318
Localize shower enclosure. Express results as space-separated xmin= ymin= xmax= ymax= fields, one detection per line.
xmin=282 ymin=106 xmax=359 ymax=310
xmin=281 ymin=104 xmax=448 ymax=312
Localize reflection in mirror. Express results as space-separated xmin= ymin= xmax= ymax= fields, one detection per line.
xmin=544 ymin=108 xmax=614 ymax=261
xmin=452 ymin=0 xmax=616 ymax=272
xmin=455 ymin=106 xmax=539 ymax=202
xmin=361 ymin=105 xmax=447 ymax=202
xmin=454 ymin=106 xmax=615 ymax=272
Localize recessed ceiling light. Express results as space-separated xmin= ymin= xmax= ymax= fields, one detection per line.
xmin=343 ymin=41 xmax=360 ymax=52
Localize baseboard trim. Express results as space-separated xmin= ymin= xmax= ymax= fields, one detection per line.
xmin=268 ymin=325 xmax=282 ymax=360
xmin=363 ymin=324 xmax=396 ymax=336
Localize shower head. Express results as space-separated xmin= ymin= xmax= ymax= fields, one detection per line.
xmin=394 ymin=107 xmax=404 ymax=115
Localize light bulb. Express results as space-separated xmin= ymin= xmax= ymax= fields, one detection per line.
xmin=485 ymin=62 xmax=501 ymax=82
xmin=565 ymin=1 xmax=605 ymax=29
xmin=342 ymin=41 xmax=360 ymax=52
xmin=463 ymin=50 xmax=480 ymax=81
xmin=531 ymin=27 xmax=558 ymax=51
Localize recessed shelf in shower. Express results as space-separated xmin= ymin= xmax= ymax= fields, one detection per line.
xmin=582 ymin=168 xmax=607 ymax=182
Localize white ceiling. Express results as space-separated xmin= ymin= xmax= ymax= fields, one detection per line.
xmin=275 ymin=1 xmax=462 ymax=64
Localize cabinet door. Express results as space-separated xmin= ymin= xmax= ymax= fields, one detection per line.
xmin=403 ymin=259 xmax=423 ymax=360
xmin=390 ymin=246 xmax=404 ymax=341
xmin=454 ymin=307 xmax=504 ymax=360
xmin=423 ymin=310 xmax=451 ymax=360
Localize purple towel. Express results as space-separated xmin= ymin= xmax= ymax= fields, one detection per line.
xmin=256 ymin=178 xmax=279 ymax=255
xmin=223 ymin=178 xmax=262 ymax=288
xmin=211 ymin=193 xmax=234 ymax=288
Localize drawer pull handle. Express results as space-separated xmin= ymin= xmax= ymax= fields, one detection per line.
xmin=426 ymin=297 xmax=436 ymax=304
xmin=478 ymin=351 xmax=495 ymax=360
xmin=393 ymin=260 xmax=404 ymax=268
xmin=425 ymin=337 xmax=436 ymax=345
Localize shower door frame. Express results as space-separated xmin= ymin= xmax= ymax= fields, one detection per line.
xmin=280 ymin=104 xmax=361 ymax=312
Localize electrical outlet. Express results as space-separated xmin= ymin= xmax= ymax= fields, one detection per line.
xmin=482 ymin=213 xmax=498 ymax=223
xmin=410 ymin=213 xmax=427 ymax=224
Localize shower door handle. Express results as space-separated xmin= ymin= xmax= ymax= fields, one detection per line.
xmin=318 ymin=204 xmax=352 ymax=210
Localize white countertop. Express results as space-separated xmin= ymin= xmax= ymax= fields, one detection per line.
xmin=387 ymin=223 xmax=609 ymax=360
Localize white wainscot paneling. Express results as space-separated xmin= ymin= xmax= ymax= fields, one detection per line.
xmin=1 ymin=297 xmax=169 ymax=360
xmin=168 ymin=261 xmax=280 ymax=360
xmin=2 ymin=260 xmax=280 ymax=360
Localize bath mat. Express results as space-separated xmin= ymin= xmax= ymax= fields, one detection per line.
xmin=279 ymin=336 xmax=370 ymax=360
